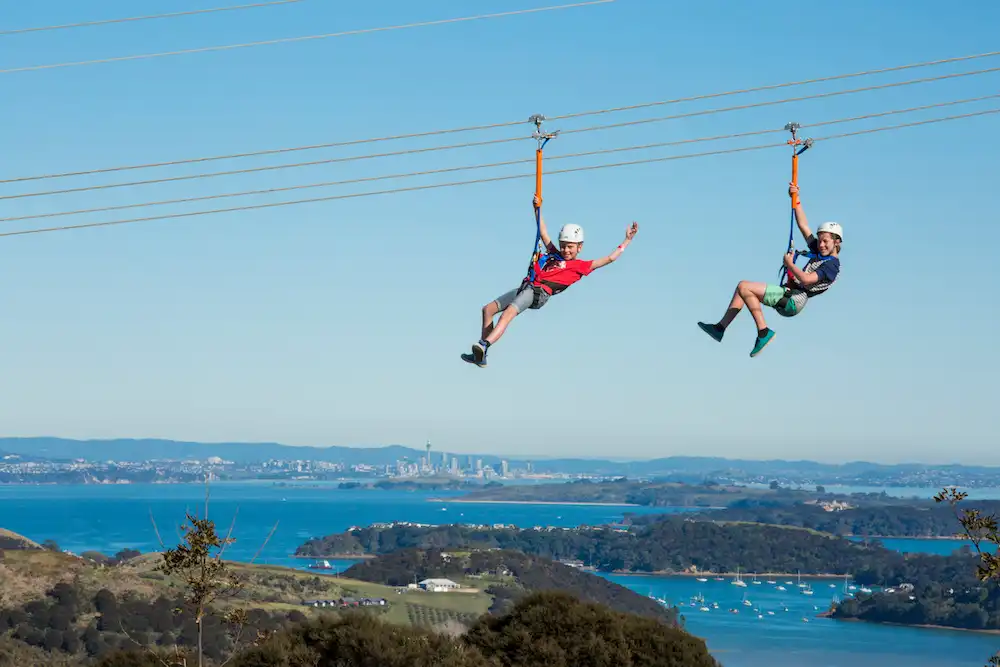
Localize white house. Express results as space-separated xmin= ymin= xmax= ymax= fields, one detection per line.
xmin=418 ymin=578 xmax=461 ymax=592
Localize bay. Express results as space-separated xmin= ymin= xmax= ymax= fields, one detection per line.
xmin=0 ymin=482 xmax=996 ymax=666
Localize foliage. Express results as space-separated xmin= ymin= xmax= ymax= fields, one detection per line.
xmin=694 ymin=499 xmax=1000 ymax=538
xmin=828 ymin=488 xmax=1000 ymax=667
xmin=935 ymin=487 xmax=1000 ymax=667
xmin=0 ymin=580 xmax=297 ymax=665
xmin=342 ymin=548 xmax=679 ymax=625
xmin=298 ymin=518 xmax=920 ymax=579
xmin=229 ymin=613 xmax=493 ymax=667
xmin=221 ymin=590 xmax=716 ymax=667
xmin=462 ymin=590 xmax=719 ymax=667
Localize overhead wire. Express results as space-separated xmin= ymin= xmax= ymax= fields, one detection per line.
xmin=0 ymin=0 xmax=615 ymax=74
xmin=5 ymin=94 xmax=998 ymax=224
xmin=0 ymin=1 xmax=304 ymax=36
xmin=5 ymin=65 xmax=998 ymax=202
xmin=1 ymin=108 xmax=995 ymax=239
xmin=3 ymin=48 xmax=999 ymax=185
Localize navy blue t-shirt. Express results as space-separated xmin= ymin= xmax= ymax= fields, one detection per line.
xmin=801 ymin=235 xmax=840 ymax=297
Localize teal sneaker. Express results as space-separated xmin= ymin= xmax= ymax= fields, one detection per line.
xmin=698 ymin=322 xmax=724 ymax=342
xmin=750 ymin=330 xmax=775 ymax=358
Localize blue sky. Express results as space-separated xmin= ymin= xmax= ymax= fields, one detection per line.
xmin=0 ymin=0 xmax=997 ymax=464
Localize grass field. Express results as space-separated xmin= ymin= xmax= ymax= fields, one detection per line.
xmin=1 ymin=535 xmax=495 ymax=631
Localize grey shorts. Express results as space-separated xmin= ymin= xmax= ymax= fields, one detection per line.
xmin=494 ymin=283 xmax=549 ymax=314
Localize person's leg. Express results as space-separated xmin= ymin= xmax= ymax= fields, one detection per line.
xmin=699 ymin=282 xmax=781 ymax=356
xmin=470 ymin=286 xmax=533 ymax=363
xmin=735 ymin=281 xmax=771 ymax=332
xmin=481 ymin=304 xmax=519 ymax=348
xmin=481 ymin=299 xmax=501 ymax=340
xmin=699 ymin=280 xmax=761 ymax=339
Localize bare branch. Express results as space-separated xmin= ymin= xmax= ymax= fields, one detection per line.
xmin=118 ymin=617 xmax=175 ymax=667
xmin=149 ymin=508 xmax=167 ymax=551
xmin=216 ymin=507 xmax=241 ymax=560
xmin=249 ymin=522 xmax=280 ymax=565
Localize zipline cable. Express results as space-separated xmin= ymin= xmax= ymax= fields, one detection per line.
xmin=3 ymin=49 xmax=999 ymax=184
xmin=5 ymin=66 xmax=998 ymax=201
xmin=6 ymin=94 xmax=998 ymax=224
xmin=1 ymin=108 xmax=995 ymax=239
xmin=0 ymin=0 xmax=615 ymax=74
xmin=0 ymin=1 xmax=303 ymax=37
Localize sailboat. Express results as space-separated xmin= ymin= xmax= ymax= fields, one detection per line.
xmin=751 ymin=572 xmax=762 ymax=585
xmin=732 ymin=566 xmax=748 ymax=587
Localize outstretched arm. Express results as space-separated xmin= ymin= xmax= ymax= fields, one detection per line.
xmin=533 ymin=195 xmax=555 ymax=251
xmin=789 ymin=183 xmax=814 ymax=242
xmin=591 ymin=222 xmax=639 ymax=270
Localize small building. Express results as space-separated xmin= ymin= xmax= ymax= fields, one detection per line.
xmin=418 ymin=578 xmax=461 ymax=592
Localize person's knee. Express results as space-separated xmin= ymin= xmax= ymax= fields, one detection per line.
xmin=499 ymin=305 xmax=520 ymax=322
xmin=483 ymin=300 xmax=500 ymax=317
xmin=737 ymin=280 xmax=752 ymax=297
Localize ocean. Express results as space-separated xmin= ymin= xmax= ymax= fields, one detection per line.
xmin=0 ymin=481 xmax=996 ymax=667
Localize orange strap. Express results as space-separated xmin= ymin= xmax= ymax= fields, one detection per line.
xmin=790 ymin=152 xmax=800 ymax=208
xmin=535 ymin=148 xmax=543 ymax=205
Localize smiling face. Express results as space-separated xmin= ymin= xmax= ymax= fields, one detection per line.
xmin=816 ymin=231 xmax=840 ymax=256
xmin=559 ymin=241 xmax=582 ymax=260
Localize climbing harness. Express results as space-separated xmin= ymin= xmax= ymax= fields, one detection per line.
xmin=520 ymin=114 xmax=562 ymax=308
xmin=778 ymin=121 xmax=832 ymax=288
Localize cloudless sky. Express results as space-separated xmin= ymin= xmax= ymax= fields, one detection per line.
xmin=0 ymin=0 xmax=998 ymax=464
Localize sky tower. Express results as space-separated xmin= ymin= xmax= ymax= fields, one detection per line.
xmin=425 ymin=440 xmax=432 ymax=472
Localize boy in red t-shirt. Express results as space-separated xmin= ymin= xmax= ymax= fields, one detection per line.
xmin=463 ymin=196 xmax=638 ymax=367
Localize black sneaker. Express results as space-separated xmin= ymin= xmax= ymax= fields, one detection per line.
xmin=697 ymin=322 xmax=724 ymax=342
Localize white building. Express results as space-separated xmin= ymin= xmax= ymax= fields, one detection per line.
xmin=418 ymin=578 xmax=461 ymax=592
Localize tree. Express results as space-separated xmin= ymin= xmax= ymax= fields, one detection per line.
xmin=463 ymin=590 xmax=719 ymax=667
xmin=41 ymin=539 xmax=61 ymax=552
xmin=769 ymin=481 xmax=780 ymax=490
xmin=120 ymin=477 xmax=277 ymax=667
xmin=935 ymin=487 xmax=1000 ymax=666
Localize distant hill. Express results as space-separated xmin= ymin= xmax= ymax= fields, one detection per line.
xmin=0 ymin=528 xmax=41 ymax=550
xmin=0 ymin=437 xmax=449 ymax=466
xmin=2 ymin=436 xmax=997 ymax=480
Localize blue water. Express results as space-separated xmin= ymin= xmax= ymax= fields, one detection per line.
xmin=847 ymin=536 xmax=976 ymax=555
xmin=0 ymin=482 xmax=996 ymax=667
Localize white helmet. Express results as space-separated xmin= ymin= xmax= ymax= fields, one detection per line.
xmin=816 ymin=221 xmax=843 ymax=242
xmin=559 ymin=223 xmax=585 ymax=243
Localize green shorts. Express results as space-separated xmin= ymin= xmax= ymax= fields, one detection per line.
xmin=762 ymin=285 xmax=798 ymax=317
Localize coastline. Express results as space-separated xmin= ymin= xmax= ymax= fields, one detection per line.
xmin=292 ymin=553 xmax=375 ymax=560
xmin=830 ymin=616 xmax=1000 ymax=636
xmin=433 ymin=498 xmax=641 ymax=507
xmin=612 ymin=570 xmax=852 ymax=579
xmin=846 ymin=534 xmax=971 ymax=541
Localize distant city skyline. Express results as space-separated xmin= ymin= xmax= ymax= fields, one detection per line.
xmin=2 ymin=434 xmax=999 ymax=469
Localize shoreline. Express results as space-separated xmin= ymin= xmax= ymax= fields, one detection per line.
xmin=846 ymin=534 xmax=971 ymax=541
xmin=612 ymin=570 xmax=853 ymax=579
xmin=291 ymin=554 xmax=375 ymax=560
xmin=433 ymin=498 xmax=641 ymax=507
xmin=830 ymin=616 xmax=1000 ymax=636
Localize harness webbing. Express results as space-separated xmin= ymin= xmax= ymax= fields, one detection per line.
xmin=778 ymin=122 xmax=820 ymax=288
xmin=525 ymin=114 xmax=562 ymax=285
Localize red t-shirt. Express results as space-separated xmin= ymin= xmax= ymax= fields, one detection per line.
xmin=531 ymin=255 xmax=595 ymax=295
